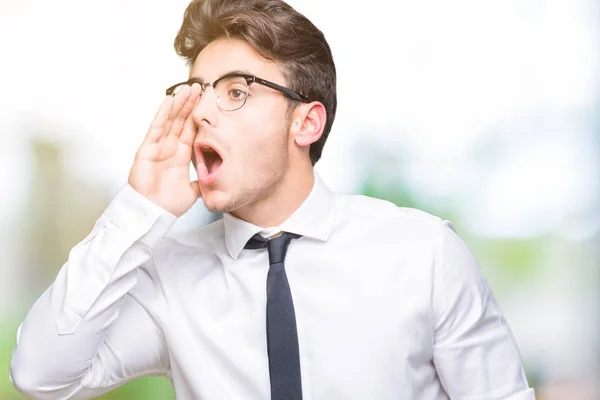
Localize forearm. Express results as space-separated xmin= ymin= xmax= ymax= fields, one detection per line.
xmin=9 ymin=184 xmax=176 ymax=399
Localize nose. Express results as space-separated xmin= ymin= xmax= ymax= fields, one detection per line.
xmin=191 ymin=83 xmax=219 ymax=128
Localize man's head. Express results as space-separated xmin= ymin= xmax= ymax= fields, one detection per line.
xmin=172 ymin=0 xmax=336 ymax=219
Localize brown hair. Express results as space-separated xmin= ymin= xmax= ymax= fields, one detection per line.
xmin=173 ymin=0 xmax=337 ymax=165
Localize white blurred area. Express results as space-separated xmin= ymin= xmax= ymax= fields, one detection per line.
xmin=1 ymin=0 xmax=599 ymax=396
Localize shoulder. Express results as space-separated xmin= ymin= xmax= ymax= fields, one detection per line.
xmin=334 ymin=191 xmax=456 ymax=235
xmin=335 ymin=194 xmax=480 ymax=278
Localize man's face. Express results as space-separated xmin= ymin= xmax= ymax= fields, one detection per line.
xmin=189 ymin=38 xmax=292 ymax=215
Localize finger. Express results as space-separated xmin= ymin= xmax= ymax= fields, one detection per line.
xmin=161 ymin=85 xmax=193 ymax=138
xmin=168 ymin=83 xmax=201 ymax=138
xmin=143 ymin=95 xmax=174 ymax=144
xmin=179 ymin=103 xmax=198 ymax=147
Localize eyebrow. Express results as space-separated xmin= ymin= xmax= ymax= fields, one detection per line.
xmin=188 ymin=69 xmax=255 ymax=83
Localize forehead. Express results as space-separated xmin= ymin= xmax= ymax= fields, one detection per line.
xmin=190 ymin=38 xmax=283 ymax=83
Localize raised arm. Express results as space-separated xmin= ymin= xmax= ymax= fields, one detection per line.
xmin=9 ymin=83 xmax=202 ymax=399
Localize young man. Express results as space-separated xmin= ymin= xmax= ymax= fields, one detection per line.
xmin=10 ymin=0 xmax=535 ymax=399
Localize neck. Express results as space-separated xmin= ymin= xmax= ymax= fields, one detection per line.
xmin=231 ymin=163 xmax=314 ymax=228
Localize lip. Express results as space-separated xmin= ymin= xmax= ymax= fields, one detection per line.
xmin=194 ymin=139 xmax=224 ymax=185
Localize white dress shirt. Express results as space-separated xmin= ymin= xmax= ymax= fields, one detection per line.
xmin=9 ymin=171 xmax=535 ymax=400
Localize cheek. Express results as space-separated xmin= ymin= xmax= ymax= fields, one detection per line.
xmin=221 ymin=107 xmax=289 ymax=170
xmin=228 ymin=113 xmax=284 ymax=151
xmin=227 ymin=132 xmax=284 ymax=180
xmin=241 ymin=97 xmax=289 ymax=135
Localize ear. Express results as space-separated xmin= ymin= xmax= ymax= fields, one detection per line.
xmin=290 ymin=101 xmax=326 ymax=148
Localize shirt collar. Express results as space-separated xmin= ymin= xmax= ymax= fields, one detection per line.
xmin=223 ymin=170 xmax=336 ymax=260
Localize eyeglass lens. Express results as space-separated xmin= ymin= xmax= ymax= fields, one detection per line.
xmin=170 ymin=76 xmax=249 ymax=111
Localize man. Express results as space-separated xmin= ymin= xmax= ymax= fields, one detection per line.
xmin=9 ymin=0 xmax=535 ymax=399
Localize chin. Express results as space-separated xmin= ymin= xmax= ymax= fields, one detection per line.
xmin=202 ymin=184 xmax=260 ymax=216
xmin=202 ymin=192 xmax=227 ymax=214
xmin=202 ymin=190 xmax=237 ymax=214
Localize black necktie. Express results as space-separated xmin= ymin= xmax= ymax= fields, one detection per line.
xmin=244 ymin=232 xmax=303 ymax=400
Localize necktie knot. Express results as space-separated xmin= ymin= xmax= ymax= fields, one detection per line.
xmin=244 ymin=232 xmax=301 ymax=265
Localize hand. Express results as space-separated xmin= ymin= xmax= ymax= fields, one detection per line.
xmin=128 ymin=83 xmax=202 ymax=217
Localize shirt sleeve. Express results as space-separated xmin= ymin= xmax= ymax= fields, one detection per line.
xmin=9 ymin=183 xmax=177 ymax=399
xmin=432 ymin=220 xmax=536 ymax=400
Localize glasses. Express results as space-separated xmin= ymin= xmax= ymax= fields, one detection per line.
xmin=165 ymin=72 xmax=310 ymax=112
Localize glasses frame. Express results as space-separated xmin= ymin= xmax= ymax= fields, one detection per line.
xmin=165 ymin=72 xmax=310 ymax=111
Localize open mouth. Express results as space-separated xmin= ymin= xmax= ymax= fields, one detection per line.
xmin=196 ymin=143 xmax=224 ymax=184
xmin=202 ymin=147 xmax=223 ymax=174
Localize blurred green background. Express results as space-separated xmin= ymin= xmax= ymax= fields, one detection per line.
xmin=1 ymin=0 xmax=599 ymax=399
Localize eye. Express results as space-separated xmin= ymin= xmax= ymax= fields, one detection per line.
xmin=228 ymin=89 xmax=248 ymax=101
xmin=215 ymin=76 xmax=250 ymax=110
